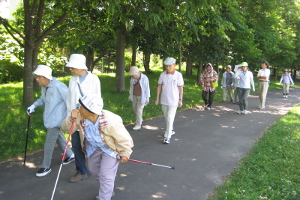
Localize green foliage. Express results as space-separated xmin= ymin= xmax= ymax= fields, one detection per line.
xmin=208 ymin=105 xmax=300 ymax=200
xmin=0 ymin=60 xmax=23 ymax=83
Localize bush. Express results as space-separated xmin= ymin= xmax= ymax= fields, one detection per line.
xmin=0 ymin=60 xmax=23 ymax=83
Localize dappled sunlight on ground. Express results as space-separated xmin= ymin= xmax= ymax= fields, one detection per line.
xmin=143 ymin=125 xmax=159 ymax=130
xmin=152 ymin=192 xmax=167 ymax=198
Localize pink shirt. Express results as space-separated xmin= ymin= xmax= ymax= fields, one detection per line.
xmin=158 ymin=71 xmax=184 ymax=106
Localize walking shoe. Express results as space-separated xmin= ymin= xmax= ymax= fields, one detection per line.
xmin=243 ymin=110 xmax=249 ymax=115
xmin=237 ymin=110 xmax=243 ymax=114
xmin=171 ymin=131 xmax=175 ymax=136
xmin=283 ymin=95 xmax=286 ymax=98
xmin=163 ymin=138 xmax=170 ymax=144
xmin=36 ymin=168 xmax=52 ymax=177
xmin=286 ymin=95 xmax=288 ymax=98
xmin=132 ymin=125 xmax=141 ymax=130
xmin=63 ymin=157 xmax=75 ymax=165
xmin=206 ymin=107 xmax=211 ymax=110
xmin=69 ymin=173 xmax=88 ymax=183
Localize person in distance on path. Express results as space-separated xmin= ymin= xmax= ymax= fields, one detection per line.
xmin=27 ymin=65 xmax=74 ymax=177
xmin=155 ymin=57 xmax=184 ymax=144
xmin=235 ymin=62 xmax=255 ymax=114
xmin=62 ymin=94 xmax=133 ymax=200
xmin=221 ymin=65 xmax=234 ymax=103
xmin=257 ymin=61 xmax=270 ymax=109
xmin=199 ymin=63 xmax=218 ymax=110
xmin=279 ymin=69 xmax=294 ymax=98
xmin=65 ymin=54 xmax=101 ymax=183
xmin=128 ymin=66 xmax=150 ymax=131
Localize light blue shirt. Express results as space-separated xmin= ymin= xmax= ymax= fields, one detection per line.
xmin=84 ymin=117 xmax=117 ymax=158
xmin=236 ymin=70 xmax=255 ymax=90
xmin=33 ymin=77 xmax=68 ymax=128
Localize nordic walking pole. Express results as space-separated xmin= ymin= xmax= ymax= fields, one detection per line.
xmin=50 ymin=119 xmax=75 ymax=200
xmin=23 ymin=114 xmax=31 ymax=166
xmin=128 ymin=159 xmax=175 ymax=170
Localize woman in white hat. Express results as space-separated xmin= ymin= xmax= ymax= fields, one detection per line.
xmin=235 ymin=62 xmax=255 ymax=114
xmin=279 ymin=69 xmax=294 ymax=98
xmin=128 ymin=66 xmax=150 ymax=130
xmin=65 ymin=54 xmax=101 ymax=183
xmin=27 ymin=65 xmax=74 ymax=177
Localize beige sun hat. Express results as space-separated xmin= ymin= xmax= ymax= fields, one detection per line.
xmin=128 ymin=66 xmax=140 ymax=76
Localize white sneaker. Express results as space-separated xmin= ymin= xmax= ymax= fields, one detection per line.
xmin=163 ymin=138 xmax=170 ymax=144
xmin=283 ymin=95 xmax=286 ymax=98
xmin=286 ymin=95 xmax=288 ymax=98
xmin=237 ymin=110 xmax=243 ymax=114
xmin=133 ymin=125 xmax=141 ymax=130
xmin=171 ymin=131 xmax=175 ymax=136
xmin=243 ymin=110 xmax=249 ymax=114
xmin=206 ymin=107 xmax=211 ymax=110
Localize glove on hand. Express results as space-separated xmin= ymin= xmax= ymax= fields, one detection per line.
xmin=27 ymin=105 xmax=35 ymax=114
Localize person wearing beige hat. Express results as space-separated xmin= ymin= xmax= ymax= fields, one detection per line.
xmin=155 ymin=57 xmax=184 ymax=144
xmin=27 ymin=65 xmax=74 ymax=177
xmin=221 ymin=65 xmax=234 ymax=102
xmin=65 ymin=54 xmax=101 ymax=183
xmin=61 ymin=94 xmax=133 ymax=200
xmin=128 ymin=66 xmax=150 ymax=130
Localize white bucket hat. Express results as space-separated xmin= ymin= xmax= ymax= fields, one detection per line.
xmin=33 ymin=65 xmax=52 ymax=80
xmin=164 ymin=57 xmax=176 ymax=65
xmin=128 ymin=66 xmax=140 ymax=76
xmin=79 ymin=94 xmax=103 ymax=115
xmin=66 ymin=54 xmax=88 ymax=70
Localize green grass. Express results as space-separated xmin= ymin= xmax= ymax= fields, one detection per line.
xmin=208 ymin=105 xmax=300 ymax=200
xmin=0 ymin=70 xmax=297 ymax=163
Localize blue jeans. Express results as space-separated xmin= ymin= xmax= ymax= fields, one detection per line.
xmin=72 ymin=131 xmax=87 ymax=175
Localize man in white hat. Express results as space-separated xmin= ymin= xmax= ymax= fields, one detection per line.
xmin=155 ymin=57 xmax=184 ymax=144
xmin=221 ymin=65 xmax=234 ymax=102
xmin=62 ymin=94 xmax=133 ymax=200
xmin=65 ymin=53 xmax=101 ymax=183
xmin=128 ymin=66 xmax=150 ymax=130
xmin=27 ymin=65 xmax=74 ymax=177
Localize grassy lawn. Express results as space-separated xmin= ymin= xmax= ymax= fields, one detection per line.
xmin=208 ymin=105 xmax=300 ymax=200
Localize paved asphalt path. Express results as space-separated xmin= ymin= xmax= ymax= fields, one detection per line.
xmin=0 ymin=88 xmax=299 ymax=200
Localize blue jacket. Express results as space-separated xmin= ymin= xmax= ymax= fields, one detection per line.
xmin=33 ymin=77 xmax=68 ymax=128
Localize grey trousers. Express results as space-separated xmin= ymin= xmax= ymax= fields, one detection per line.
xmin=132 ymin=95 xmax=144 ymax=126
xmin=258 ymin=81 xmax=269 ymax=108
xmin=88 ymin=148 xmax=119 ymax=200
xmin=222 ymin=85 xmax=233 ymax=101
xmin=238 ymin=88 xmax=250 ymax=111
xmin=41 ymin=127 xmax=73 ymax=169
xmin=283 ymin=82 xmax=290 ymax=94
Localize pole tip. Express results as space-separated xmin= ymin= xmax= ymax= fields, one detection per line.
xmin=171 ymin=166 xmax=175 ymax=170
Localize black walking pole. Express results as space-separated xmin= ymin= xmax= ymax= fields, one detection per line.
xmin=23 ymin=114 xmax=31 ymax=166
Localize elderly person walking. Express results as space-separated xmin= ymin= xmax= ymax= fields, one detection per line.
xmin=155 ymin=57 xmax=184 ymax=144
xmin=221 ymin=65 xmax=234 ymax=102
xmin=235 ymin=62 xmax=255 ymax=114
xmin=62 ymin=94 xmax=133 ymax=200
xmin=199 ymin=63 xmax=218 ymax=110
xmin=257 ymin=61 xmax=270 ymax=109
xmin=27 ymin=65 xmax=74 ymax=177
xmin=279 ymin=69 xmax=294 ymax=98
xmin=65 ymin=54 xmax=101 ymax=183
xmin=128 ymin=66 xmax=150 ymax=130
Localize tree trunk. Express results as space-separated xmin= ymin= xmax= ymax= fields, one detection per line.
xmin=115 ymin=23 xmax=126 ymax=92
xmin=86 ymin=48 xmax=94 ymax=72
xmin=186 ymin=55 xmax=192 ymax=76
xmin=131 ymin=44 xmax=137 ymax=66
xmin=197 ymin=62 xmax=203 ymax=84
xmin=143 ymin=51 xmax=151 ymax=74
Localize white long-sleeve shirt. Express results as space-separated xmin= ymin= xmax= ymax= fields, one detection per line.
xmin=67 ymin=71 xmax=101 ymax=116
xmin=128 ymin=73 xmax=150 ymax=105
xmin=236 ymin=70 xmax=255 ymax=90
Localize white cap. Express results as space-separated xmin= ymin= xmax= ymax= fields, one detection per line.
xmin=66 ymin=54 xmax=88 ymax=70
xmin=79 ymin=94 xmax=103 ymax=115
xmin=227 ymin=65 xmax=232 ymax=69
xmin=33 ymin=65 xmax=52 ymax=80
xmin=128 ymin=66 xmax=140 ymax=76
xmin=164 ymin=57 xmax=176 ymax=65
xmin=240 ymin=62 xmax=248 ymax=67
